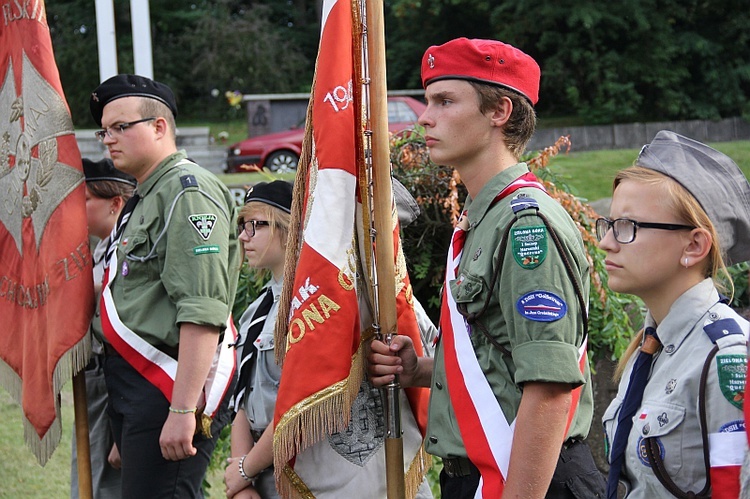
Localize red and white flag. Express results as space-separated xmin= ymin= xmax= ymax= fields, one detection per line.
xmin=0 ymin=0 xmax=93 ymax=464
xmin=273 ymin=0 xmax=429 ymax=496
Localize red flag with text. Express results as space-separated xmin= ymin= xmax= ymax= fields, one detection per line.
xmin=272 ymin=0 xmax=429 ymax=496
xmin=0 ymin=0 xmax=93 ymax=464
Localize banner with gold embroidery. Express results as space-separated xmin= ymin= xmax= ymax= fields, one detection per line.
xmin=272 ymin=0 xmax=429 ymax=496
xmin=0 ymin=0 xmax=93 ymax=464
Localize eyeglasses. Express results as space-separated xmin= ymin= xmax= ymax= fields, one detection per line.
xmin=94 ymin=117 xmax=156 ymax=142
xmin=237 ymin=219 xmax=270 ymax=237
xmin=595 ymin=217 xmax=695 ymax=244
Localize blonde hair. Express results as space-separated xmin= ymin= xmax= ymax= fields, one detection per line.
xmin=612 ymin=166 xmax=733 ymax=380
xmin=237 ymin=201 xmax=291 ymax=278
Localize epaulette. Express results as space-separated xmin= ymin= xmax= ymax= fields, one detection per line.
xmin=510 ymin=193 xmax=540 ymax=216
xmin=703 ymin=317 xmax=744 ymax=345
xmin=180 ymin=174 xmax=199 ymax=189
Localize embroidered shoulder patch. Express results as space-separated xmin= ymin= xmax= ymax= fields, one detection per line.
xmin=716 ymin=354 xmax=746 ymax=410
xmin=511 ymin=225 xmax=547 ymax=269
xmin=515 ymin=290 xmax=567 ymax=322
xmin=189 ymin=214 xmax=217 ymax=240
xmin=719 ymin=419 xmax=745 ymax=433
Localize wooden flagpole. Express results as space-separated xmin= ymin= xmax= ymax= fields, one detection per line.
xmin=364 ymin=0 xmax=405 ymax=497
xmin=72 ymin=372 xmax=94 ymax=499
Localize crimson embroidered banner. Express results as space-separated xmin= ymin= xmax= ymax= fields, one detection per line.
xmin=0 ymin=0 xmax=93 ymax=464
xmin=272 ymin=0 xmax=429 ymax=496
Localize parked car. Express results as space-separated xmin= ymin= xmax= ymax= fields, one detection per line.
xmin=225 ymin=96 xmax=426 ymax=173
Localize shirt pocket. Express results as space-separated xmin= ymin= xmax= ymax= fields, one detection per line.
xmin=120 ymin=231 xmax=157 ymax=289
xmin=449 ymin=271 xmax=485 ymax=315
xmin=631 ymin=400 xmax=686 ymax=476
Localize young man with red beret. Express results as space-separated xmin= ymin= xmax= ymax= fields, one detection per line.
xmin=369 ymin=38 xmax=605 ymax=498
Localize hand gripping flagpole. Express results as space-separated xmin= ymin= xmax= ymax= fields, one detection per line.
xmin=361 ymin=0 xmax=406 ymax=496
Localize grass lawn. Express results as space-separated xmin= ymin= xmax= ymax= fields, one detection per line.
xmin=0 ymin=385 xmax=224 ymax=498
xmin=541 ymin=140 xmax=750 ymax=201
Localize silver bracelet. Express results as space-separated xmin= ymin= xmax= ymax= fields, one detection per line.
xmin=238 ymin=454 xmax=255 ymax=482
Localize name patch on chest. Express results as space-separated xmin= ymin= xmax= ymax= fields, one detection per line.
xmin=511 ymin=225 xmax=547 ymax=269
xmin=515 ymin=290 xmax=567 ymax=322
xmin=189 ymin=213 xmax=218 ymax=240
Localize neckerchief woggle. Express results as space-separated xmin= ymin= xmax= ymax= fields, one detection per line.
xmin=439 ymin=171 xmax=588 ymax=498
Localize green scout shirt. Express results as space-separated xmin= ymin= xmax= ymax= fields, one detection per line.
xmin=93 ymin=150 xmax=239 ymax=348
xmin=425 ymin=162 xmax=594 ymax=459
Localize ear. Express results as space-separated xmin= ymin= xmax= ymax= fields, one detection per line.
xmin=153 ymin=116 xmax=169 ymax=139
xmin=682 ymin=228 xmax=712 ymax=267
xmin=489 ymin=96 xmax=513 ymax=127
xmin=111 ymin=195 xmax=126 ymax=214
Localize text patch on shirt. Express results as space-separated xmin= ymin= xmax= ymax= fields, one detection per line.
xmin=511 ymin=225 xmax=547 ymax=269
xmin=516 ymin=290 xmax=567 ymax=322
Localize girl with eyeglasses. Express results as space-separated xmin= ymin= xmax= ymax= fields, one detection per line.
xmin=598 ymin=131 xmax=750 ymax=499
xmin=224 ymin=180 xmax=293 ymax=499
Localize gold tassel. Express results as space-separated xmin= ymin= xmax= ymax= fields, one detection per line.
xmin=200 ymin=413 xmax=213 ymax=439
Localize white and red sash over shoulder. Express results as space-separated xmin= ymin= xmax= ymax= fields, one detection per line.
xmin=99 ymin=246 xmax=236 ymax=425
xmin=439 ymin=171 xmax=587 ymax=498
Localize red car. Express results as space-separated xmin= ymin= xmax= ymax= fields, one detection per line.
xmin=225 ymin=96 xmax=426 ymax=173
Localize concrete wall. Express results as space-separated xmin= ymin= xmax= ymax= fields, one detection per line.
xmin=528 ymin=116 xmax=750 ymax=152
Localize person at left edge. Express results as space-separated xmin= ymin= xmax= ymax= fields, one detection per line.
xmin=89 ymin=74 xmax=240 ymax=498
xmin=70 ymin=157 xmax=135 ymax=499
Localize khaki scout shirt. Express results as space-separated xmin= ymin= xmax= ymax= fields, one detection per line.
xmin=93 ymin=150 xmax=239 ymax=348
xmin=603 ymin=279 xmax=748 ymax=497
xmin=425 ymin=163 xmax=593 ymax=459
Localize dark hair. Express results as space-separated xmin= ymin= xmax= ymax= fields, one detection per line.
xmin=468 ymin=81 xmax=536 ymax=159
xmin=86 ymin=179 xmax=135 ymax=202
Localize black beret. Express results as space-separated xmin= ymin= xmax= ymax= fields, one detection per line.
xmin=83 ymin=158 xmax=137 ymax=187
xmin=244 ymin=181 xmax=293 ymax=213
xmin=90 ymin=74 xmax=178 ymax=126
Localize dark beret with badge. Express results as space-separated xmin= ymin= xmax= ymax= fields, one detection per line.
xmin=421 ymin=37 xmax=541 ymax=105
xmin=90 ymin=74 xmax=178 ymax=127
xmin=244 ymin=180 xmax=293 ymax=213
xmin=83 ymin=157 xmax=137 ymax=186
xmin=635 ymin=130 xmax=750 ymax=265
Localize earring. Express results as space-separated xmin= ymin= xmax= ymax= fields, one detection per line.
xmin=683 ymin=257 xmax=689 ymax=268
xmin=110 ymin=210 xmax=115 ymax=215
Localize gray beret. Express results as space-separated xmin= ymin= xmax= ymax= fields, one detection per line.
xmin=635 ymin=130 xmax=750 ymax=265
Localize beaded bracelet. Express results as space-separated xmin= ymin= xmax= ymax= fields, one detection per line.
xmin=168 ymin=406 xmax=197 ymax=414
xmin=238 ymin=454 xmax=255 ymax=482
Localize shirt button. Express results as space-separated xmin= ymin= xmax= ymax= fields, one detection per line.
xmin=665 ymin=344 xmax=675 ymax=354
xmin=435 ymin=381 xmax=443 ymax=390
xmin=429 ymin=436 xmax=438 ymax=444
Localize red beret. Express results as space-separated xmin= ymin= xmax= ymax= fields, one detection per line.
xmin=421 ymin=38 xmax=540 ymax=105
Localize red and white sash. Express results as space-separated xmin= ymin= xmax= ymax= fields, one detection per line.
xmin=439 ymin=172 xmax=587 ymax=498
xmin=100 ymin=250 xmax=236 ymax=420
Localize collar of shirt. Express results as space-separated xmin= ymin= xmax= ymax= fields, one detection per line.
xmin=464 ymin=162 xmax=529 ymax=230
xmin=645 ymin=278 xmax=719 ymax=353
xmin=136 ymin=150 xmax=189 ymax=198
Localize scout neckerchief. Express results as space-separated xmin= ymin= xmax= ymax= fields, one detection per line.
xmin=440 ymin=171 xmax=587 ymax=498
xmin=232 ymin=286 xmax=275 ymax=413
xmin=99 ymin=171 xmax=237 ymax=436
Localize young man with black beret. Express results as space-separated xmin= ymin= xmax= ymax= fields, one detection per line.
xmin=369 ymin=38 xmax=605 ymax=498
xmin=89 ymin=74 xmax=239 ymax=497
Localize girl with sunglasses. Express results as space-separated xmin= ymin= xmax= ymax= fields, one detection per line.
xmin=599 ymin=131 xmax=750 ymax=498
